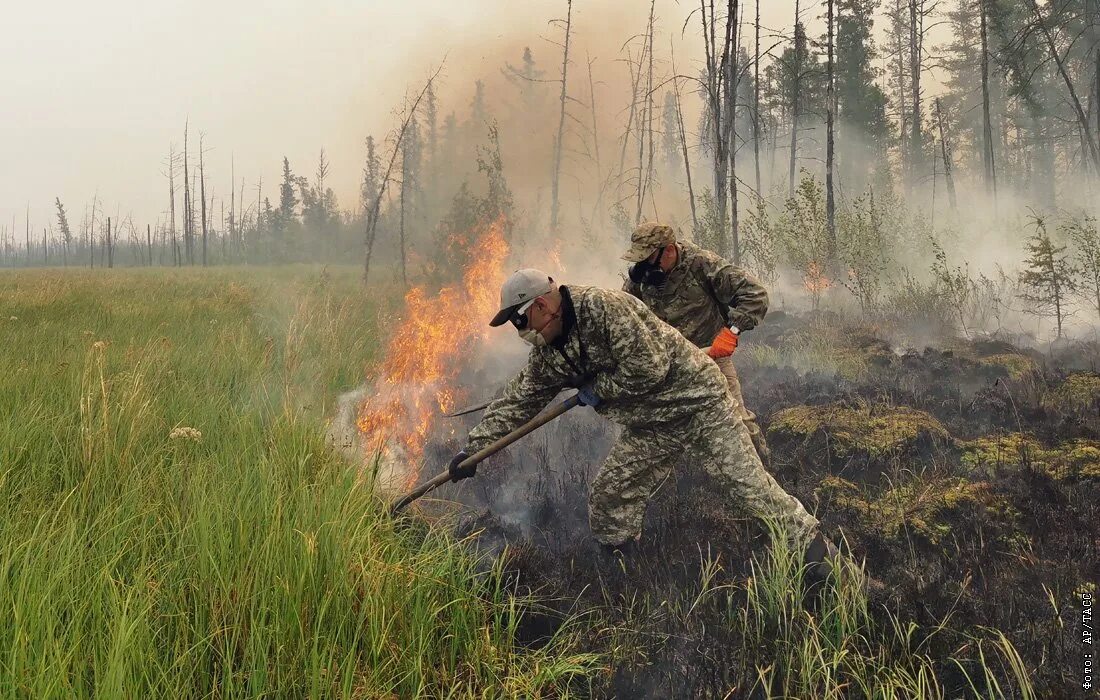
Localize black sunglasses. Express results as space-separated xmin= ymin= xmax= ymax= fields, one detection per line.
xmin=509 ymin=308 xmax=530 ymax=330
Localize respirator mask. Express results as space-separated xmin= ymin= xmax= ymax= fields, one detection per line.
xmin=628 ymin=247 xmax=668 ymax=286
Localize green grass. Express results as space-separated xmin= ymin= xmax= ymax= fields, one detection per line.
xmin=0 ymin=266 xmax=596 ymax=698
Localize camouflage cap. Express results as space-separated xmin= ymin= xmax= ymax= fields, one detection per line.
xmin=621 ymin=222 xmax=677 ymax=262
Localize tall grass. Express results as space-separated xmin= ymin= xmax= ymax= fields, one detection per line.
xmin=742 ymin=523 xmax=1035 ymax=699
xmin=0 ymin=267 xmax=595 ymax=698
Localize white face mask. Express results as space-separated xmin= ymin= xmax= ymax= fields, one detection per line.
xmin=515 ymin=300 xmax=561 ymax=348
xmin=519 ymin=328 xmax=548 ymax=347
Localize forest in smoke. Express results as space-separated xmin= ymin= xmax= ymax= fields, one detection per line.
xmin=4 ymin=0 xmax=1100 ymax=339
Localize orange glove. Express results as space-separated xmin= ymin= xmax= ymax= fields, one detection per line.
xmin=706 ymin=327 xmax=739 ymax=358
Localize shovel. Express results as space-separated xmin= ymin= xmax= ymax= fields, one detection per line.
xmin=389 ymin=392 xmax=582 ymax=515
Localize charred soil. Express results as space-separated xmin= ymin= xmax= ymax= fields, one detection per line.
xmin=412 ymin=312 xmax=1098 ymax=697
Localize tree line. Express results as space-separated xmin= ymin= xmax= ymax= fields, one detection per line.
xmin=1 ymin=0 xmax=1097 ymax=286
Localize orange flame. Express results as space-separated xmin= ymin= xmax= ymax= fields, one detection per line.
xmin=356 ymin=216 xmax=510 ymax=488
xmin=547 ymin=245 xmax=566 ymax=274
xmin=802 ymin=261 xmax=832 ymax=295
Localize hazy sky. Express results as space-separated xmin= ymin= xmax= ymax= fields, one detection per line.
xmin=1 ymin=1 xmax=836 ymax=236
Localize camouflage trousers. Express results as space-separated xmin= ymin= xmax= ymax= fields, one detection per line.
xmin=588 ymin=393 xmax=819 ymax=548
xmin=712 ymin=355 xmax=771 ymax=466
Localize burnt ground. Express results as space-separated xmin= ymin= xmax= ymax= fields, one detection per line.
xmin=413 ymin=311 xmax=1100 ymax=698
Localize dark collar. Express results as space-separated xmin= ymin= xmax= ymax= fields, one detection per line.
xmin=550 ymin=285 xmax=576 ymax=349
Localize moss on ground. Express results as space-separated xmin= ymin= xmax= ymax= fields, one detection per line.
xmin=976 ymin=352 xmax=1038 ymax=380
xmin=748 ymin=319 xmax=884 ymax=380
xmin=1042 ymin=372 xmax=1100 ymax=413
xmin=769 ymin=403 xmax=950 ymax=457
xmin=963 ymin=432 xmax=1100 ymax=481
xmin=817 ymin=474 xmax=1014 ymax=544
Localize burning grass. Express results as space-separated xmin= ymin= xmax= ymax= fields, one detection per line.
xmin=355 ymin=216 xmax=510 ymax=492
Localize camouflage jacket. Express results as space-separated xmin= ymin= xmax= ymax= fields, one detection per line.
xmin=623 ymin=240 xmax=768 ymax=347
xmin=465 ymin=285 xmax=728 ymax=454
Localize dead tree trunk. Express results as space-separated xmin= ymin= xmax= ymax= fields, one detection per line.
xmin=549 ymin=0 xmax=573 ymax=231
xmin=256 ymin=178 xmax=262 ymax=264
xmin=230 ymin=154 xmax=236 ymax=262
xmin=147 ymin=224 xmax=152 ymax=265
xmin=106 ymin=216 xmax=113 ymax=269
xmin=399 ymin=145 xmax=408 ymax=288
xmin=908 ymin=0 xmax=923 ymax=190
xmin=670 ymin=41 xmax=698 ymax=231
xmin=618 ymin=46 xmax=643 ymax=187
xmin=1029 ymin=0 xmax=1100 ymax=170
xmin=364 ymin=64 xmax=444 ymax=285
xmin=935 ymin=98 xmax=958 ymax=209
xmin=1094 ymin=0 xmax=1099 ymax=155
xmin=240 ymin=178 xmax=247 ymax=262
xmin=167 ymin=144 xmax=179 ymax=266
xmin=637 ymin=0 xmax=657 ymax=224
xmin=727 ymin=0 xmax=740 ymax=264
xmin=183 ymin=121 xmax=193 ymax=265
xmin=701 ymin=0 xmax=732 ymax=251
xmin=88 ymin=197 xmax=97 ymax=269
xmin=753 ymin=0 xmax=763 ymax=203
xmin=826 ymin=0 xmax=837 ymax=260
xmin=200 ymin=135 xmax=208 ymax=266
xmin=979 ymin=0 xmax=998 ymax=200
xmin=788 ymin=2 xmax=803 ymax=194
xmin=586 ymin=53 xmax=610 ymax=226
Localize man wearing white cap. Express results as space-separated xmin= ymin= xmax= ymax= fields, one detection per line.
xmin=447 ymin=269 xmax=838 ymax=579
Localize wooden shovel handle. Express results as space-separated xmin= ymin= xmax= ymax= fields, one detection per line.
xmin=389 ymin=393 xmax=582 ymax=514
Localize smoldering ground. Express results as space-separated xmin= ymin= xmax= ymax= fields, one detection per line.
xmin=329 ymin=299 xmax=1098 ymax=696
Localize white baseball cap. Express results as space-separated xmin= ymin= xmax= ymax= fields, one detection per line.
xmin=489 ymin=268 xmax=556 ymax=326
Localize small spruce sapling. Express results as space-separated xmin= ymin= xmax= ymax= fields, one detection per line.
xmin=1018 ymin=216 xmax=1076 ymax=339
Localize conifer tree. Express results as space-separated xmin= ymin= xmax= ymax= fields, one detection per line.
xmin=55 ymin=197 xmax=72 ymax=265
xmin=1019 ymin=217 xmax=1076 ymax=338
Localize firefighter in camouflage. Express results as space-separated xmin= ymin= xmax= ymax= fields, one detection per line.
xmin=447 ymin=269 xmax=836 ymax=575
xmin=622 ymin=221 xmax=770 ymax=464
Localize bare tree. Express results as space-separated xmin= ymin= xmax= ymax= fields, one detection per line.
xmin=700 ymin=0 xmax=739 ymax=257
xmin=1093 ymin=0 xmax=1099 ymax=155
xmin=908 ymin=0 xmax=922 ymax=188
xmin=106 ymin=216 xmax=113 ymax=269
xmin=753 ymin=0 xmax=763 ymax=203
xmin=585 ymin=52 xmax=611 ymax=226
xmin=239 ymin=177 xmax=247 ymax=261
xmin=199 ymin=133 xmax=208 ymax=266
xmin=183 ymin=121 xmax=192 ymax=265
xmin=979 ymin=0 xmax=997 ymax=200
xmin=229 ymin=154 xmax=236 ymax=261
xmin=363 ymin=63 xmax=445 ymax=285
xmin=1028 ymin=0 xmax=1100 ymax=171
xmin=826 ymin=0 xmax=837 ymax=259
xmin=550 ymin=0 xmax=574 ymax=230
xmin=788 ymin=1 xmax=805 ymax=194
xmin=670 ymin=39 xmax=698 ymax=231
xmin=636 ymin=0 xmax=658 ymax=225
xmin=163 ymin=144 xmax=180 ymax=266
xmin=87 ymin=193 xmax=99 ymax=269
xmin=935 ymin=97 xmax=958 ymax=209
